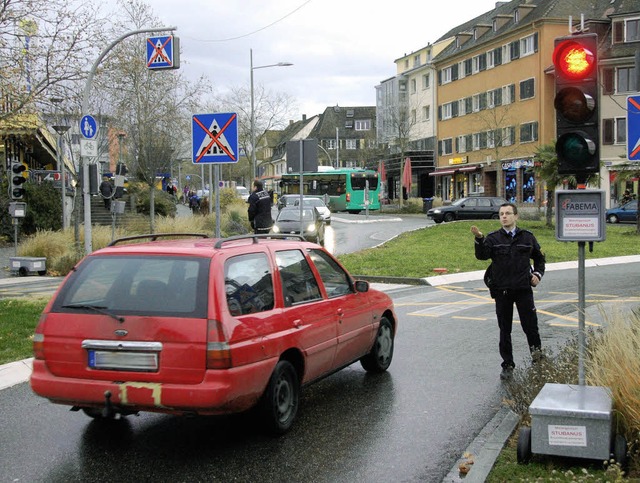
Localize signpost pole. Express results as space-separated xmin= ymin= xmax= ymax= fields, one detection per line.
xmin=577 ymin=241 xmax=586 ymax=385
xmin=80 ymin=26 xmax=176 ymax=255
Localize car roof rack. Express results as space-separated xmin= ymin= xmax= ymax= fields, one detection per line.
xmin=107 ymin=233 xmax=210 ymax=247
xmin=214 ymin=233 xmax=305 ymax=249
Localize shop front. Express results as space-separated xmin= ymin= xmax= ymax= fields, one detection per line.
xmin=501 ymin=158 xmax=537 ymax=204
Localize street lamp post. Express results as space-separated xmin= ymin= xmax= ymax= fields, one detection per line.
xmin=250 ymin=49 xmax=292 ymax=180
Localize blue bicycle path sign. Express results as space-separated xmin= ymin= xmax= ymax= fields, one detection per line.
xmin=191 ymin=112 xmax=238 ymax=164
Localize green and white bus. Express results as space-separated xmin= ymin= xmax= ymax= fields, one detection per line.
xmin=280 ymin=168 xmax=381 ymax=213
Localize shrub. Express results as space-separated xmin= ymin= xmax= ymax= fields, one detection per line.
xmin=21 ymin=182 xmax=63 ymax=235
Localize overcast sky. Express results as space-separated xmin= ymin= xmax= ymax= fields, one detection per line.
xmin=149 ymin=0 xmax=500 ymax=119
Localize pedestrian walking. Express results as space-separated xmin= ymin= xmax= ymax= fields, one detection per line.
xmin=99 ymin=176 xmax=113 ymax=210
xmin=247 ymin=180 xmax=273 ymax=234
xmin=470 ymin=202 xmax=546 ymax=381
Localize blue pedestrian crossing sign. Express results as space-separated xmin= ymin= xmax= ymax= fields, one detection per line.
xmin=627 ymin=95 xmax=640 ymax=160
xmin=80 ymin=115 xmax=98 ymax=139
xmin=146 ymin=35 xmax=180 ymax=70
xmin=191 ymin=112 xmax=238 ymax=164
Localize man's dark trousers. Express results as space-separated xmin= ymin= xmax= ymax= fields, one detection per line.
xmin=494 ymin=288 xmax=541 ymax=369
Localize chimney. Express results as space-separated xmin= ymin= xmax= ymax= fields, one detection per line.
xmin=302 ymin=114 xmax=307 ymax=121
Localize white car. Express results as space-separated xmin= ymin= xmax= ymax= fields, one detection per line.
xmin=236 ymin=186 xmax=250 ymax=202
xmin=294 ymin=197 xmax=331 ymax=225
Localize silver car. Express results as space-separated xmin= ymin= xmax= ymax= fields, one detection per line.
xmin=292 ymin=197 xmax=331 ymax=225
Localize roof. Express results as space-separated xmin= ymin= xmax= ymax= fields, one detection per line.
xmin=309 ymin=105 xmax=376 ymax=139
xmin=433 ymin=0 xmax=640 ymax=64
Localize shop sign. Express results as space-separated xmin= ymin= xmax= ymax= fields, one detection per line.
xmin=502 ymin=159 xmax=534 ymax=170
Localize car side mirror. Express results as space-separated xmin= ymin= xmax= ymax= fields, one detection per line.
xmin=354 ymin=280 xmax=369 ymax=293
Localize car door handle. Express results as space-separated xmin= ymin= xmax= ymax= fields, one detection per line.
xmin=293 ymin=319 xmax=302 ymax=328
xmin=337 ymin=308 xmax=344 ymax=316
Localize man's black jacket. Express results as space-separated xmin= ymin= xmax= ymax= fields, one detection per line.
xmin=248 ymin=189 xmax=273 ymax=230
xmin=474 ymin=228 xmax=545 ymax=291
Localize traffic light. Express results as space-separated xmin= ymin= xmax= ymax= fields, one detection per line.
xmin=10 ymin=161 xmax=27 ymax=200
xmin=553 ymin=33 xmax=599 ymax=176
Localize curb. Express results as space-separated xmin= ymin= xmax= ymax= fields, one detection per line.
xmin=443 ymin=405 xmax=520 ymax=482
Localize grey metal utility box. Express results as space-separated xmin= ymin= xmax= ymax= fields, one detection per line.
xmin=111 ymin=201 xmax=126 ymax=214
xmin=530 ymin=383 xmax=612 ymax=460
xmin=10 ymin=257 xmax=47 ymax=276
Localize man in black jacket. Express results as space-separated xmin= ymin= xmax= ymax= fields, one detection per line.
xmin=471 ymin=202 xmax=545 ymax=380
xmin=247 ymin=180 xmax=273 ymax=234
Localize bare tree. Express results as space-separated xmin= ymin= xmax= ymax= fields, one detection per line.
xmin=92 ymin=0 xmax=210 ymax=232
xmin=0 ymin=0 xmax=103 ymax=121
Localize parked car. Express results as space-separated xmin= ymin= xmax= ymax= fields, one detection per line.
xmin=30 ymin=233 xmax=397 ymax=434
xmin=235 ymin=186 xmax=250 ymax=202
xmin=272 ymin=206 xmax=326 ymax=245
xmin=606 ymin=200 xmax=638 ymax=223
xmin=427 ymin=196 xmax=508 ymax=223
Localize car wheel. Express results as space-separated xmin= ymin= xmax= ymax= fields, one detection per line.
xmin=443 ymin=212 xmax=455 ymax=223
xmin=259 ymin=360 xmax=299 ymax=435
xmin=360 ymin=317 xmax=394 ymax=373
xmin=434 ymin=219 xmax=443 ymax=224
xmin=491 ymin=213 xmax=500 ymax=219
xmin=607 ymin=214 xmax=619 ymax=223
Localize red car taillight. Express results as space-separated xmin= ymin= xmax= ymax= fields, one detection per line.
xmin=206 ymin=319 xmax=232 ymax=369
xmin=33 ymin=314 xmax=47 ymax=360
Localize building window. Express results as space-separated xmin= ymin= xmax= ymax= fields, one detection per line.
xmin=464 ymin=58 xmax=473 ymax=77
xmin=502 ymin=84 xmax=516 ymax=104
xmin=411 ymin=109 xmax=416 ymax=123
xmin=487 ymin=50 xmax=495 ymax=69
xmin=472 ymin=54 xmax=486 ymax=73
xmin=519 ymin=78 xmax=535 ymax=100
xmin=345 ymin=139 xmax=357 ymax=150
xmin=626 ymin=18 xmax=640 ymax=41
xmin=422 ymin=73 xmax=430 ymax=89
xmin=413 ymin=54 xmax=421 ymax=67
xmin=442 ymin=103 xmax=453 ymax=120
xmin=326 ymin=139 xmax=336 ymax=149
xmin=422 ymin=105 xmax=430 ymax=121
xmin=458 ymin=135 xmax=467 ymax=153
xmin=465 ymin=96 xmax=473 ymax=114
xmin=410 ymin=78 xmax=417 ymax=94
xmin=617 ymin=66 xmax=637 ymax=93
xmin=487 ymin=130 xmax=496 ymax=148
xmin=520 ymin=34 xmax=536 ymax=57
xmin=458 ymin=61 xmax=466 ymax=79
xmin=345 ymin=120 xmax=353 ymax=128
xmin=355 ymin=120 xmax=370 ymax=131
xmin=502 ymin=126 xmax=515 ymax=146
xmin=440 ymin=138 xmax=453 ymax=155
xmin=520 ymin=121 xmax=538 ymax=143
xmin=603 ymin=118 xmax=627 ymax=144
xmin=501 ymin=44 xmax=511 ymax=64
xmin=441 ymin=67 xmax=453 ymax=84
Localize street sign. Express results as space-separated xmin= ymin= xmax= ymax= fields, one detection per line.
xmin=191 ymin=112 xmax=238 ymax=164
xmin=80 ymin=115 xmax=98 ymax=139
xmin=80 ymin=139 xmax=97 ymax=157
xmin=146 ymin=35 xmax=179 ymax=70
xmin=626 ymin=95 xmax=640 ymax=160
xmin=555 ymin=190 xmax=606 ymax=242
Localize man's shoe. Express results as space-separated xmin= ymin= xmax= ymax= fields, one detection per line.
xmin=500 ymin=367 xmax=514 ymax=380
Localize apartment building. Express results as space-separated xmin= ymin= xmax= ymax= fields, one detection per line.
xmin=377 ymin=0 xmax=639 ymax=207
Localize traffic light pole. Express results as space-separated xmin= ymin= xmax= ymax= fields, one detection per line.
xmin=80 ymin=26 xmax=176 ymax=255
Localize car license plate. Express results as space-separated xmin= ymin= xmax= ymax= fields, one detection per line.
xmin=88 ymin=350 xmax=158 ymax=372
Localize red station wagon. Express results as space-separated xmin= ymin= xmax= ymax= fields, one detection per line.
xmin=30 ymin=234 xmax=397 ymax=434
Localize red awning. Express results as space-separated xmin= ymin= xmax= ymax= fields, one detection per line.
xmin=458 ymin=165 xmax=480 ymax=172
xmin=429 ymin=169 xmax=457 ymax=176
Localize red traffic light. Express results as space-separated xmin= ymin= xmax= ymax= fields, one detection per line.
xmin=553 ymin=39 xmax=596 ymax=80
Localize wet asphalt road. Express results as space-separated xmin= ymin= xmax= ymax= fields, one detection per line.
xmin=1 ymin=212 xmax=639 ymax=481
